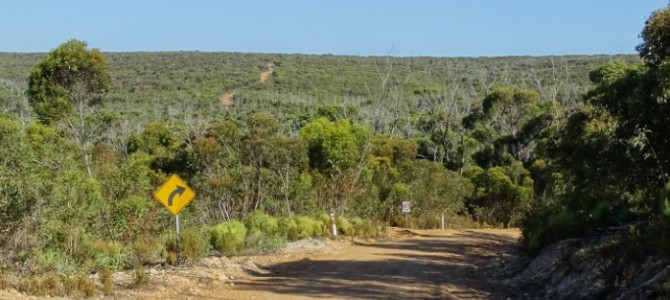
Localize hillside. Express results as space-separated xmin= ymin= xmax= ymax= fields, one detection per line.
xmin=0 ymin=52 xmax=638 ymax=133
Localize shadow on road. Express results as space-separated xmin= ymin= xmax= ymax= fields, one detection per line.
xmin=236 ymin=230 xmax=519 ymax=300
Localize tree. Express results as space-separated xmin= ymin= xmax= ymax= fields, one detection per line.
xmin=520 ymin=5 xmax=670 ymax=252
xmin=26 ymin=39 xmax=112 ymax=178
xmin=300 ymin=117 xmax=370 ymax=213
xmin=464 ymin=86 xmax=556 ymax=168
xmin=27 ymin=39 xmax=111 ymax=125
xmin=26 ymin=40 xmax=115 ymax=240
xmin=638 ymin=7 xmax=670 ymax=66
xmin=465 ymin=163 xmax=533 ymax=227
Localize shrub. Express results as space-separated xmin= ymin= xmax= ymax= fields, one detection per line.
xmin=548 ymin=209 xmax=580 ymax=238
xmin=0 ymin=272 xmax=9 ymax=290
xmin=99 ymin=267 xmax=113 ymax=295
xmin=18 ymin=275 xmax=44 ymax=296
xmin=294 ymin=216 xmax=318 ymax=239
xmin=390 ymin=215 xmax=405 ymax=227
xmin=76 ymin=274 xmax=96 ymax=297
xmin=415 ymin=214 xmax=440 ymax=229
xmin=209 ymin=221 xmax=247 ymax=255
xmin=163 ymin=234 xmax=179 ymax=265
xmin=336 ymin=216 xmax=353 ymax=235
xmin=352 ymin=218 xmax=385 ymax=238
xmin=129 ymin=235 xmax=160 ymax=267
xmin=521 ymin=205 xmax=583 ymax=253
xmin=245 ymin=231 xmax=286 ymax=254
xmin=43 ymin=273 xmax=61 ymax=297
xmin=133 ymin=266 xmax=150 ymax=288
xmin=245 ymin=210 xmax=279 ymax=235
xmin=279 ymin=217 xmax=298 ymax=241
xmin=92 ymin=240 xmax=128 ymax=271
xmin=180 ymin=227 xmax=208 ymax=262
xmin=36 ymin=249 xmax=72 ymax=273
xmin=317 ymin=212 xmax=332 ymax=236
xmin=61 ymin=275 xmax=77 ymax=296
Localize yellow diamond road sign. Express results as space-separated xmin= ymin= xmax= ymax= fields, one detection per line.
xmin=153 ymin=174 xmax=195 ymax=215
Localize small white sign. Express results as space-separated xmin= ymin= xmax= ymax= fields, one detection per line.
xmin=402 ymin=201 xmax=410 ymax=213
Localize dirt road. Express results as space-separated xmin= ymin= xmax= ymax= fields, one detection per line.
xmin=199 ymin=228 xmax=518 ymax=300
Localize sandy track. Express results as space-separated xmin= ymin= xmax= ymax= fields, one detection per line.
xmin=226 ymin=228 xmax=519 ymax=300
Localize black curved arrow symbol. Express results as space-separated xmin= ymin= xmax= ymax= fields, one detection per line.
xmin=168 ymin=185 xmax=186 ymax=206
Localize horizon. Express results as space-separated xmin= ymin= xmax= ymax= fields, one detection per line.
xmin=0 ymin=49 xmax=642 ymax=59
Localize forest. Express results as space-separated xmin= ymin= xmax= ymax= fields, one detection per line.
xmin=2 ymin=5 xmax=670 ymax=296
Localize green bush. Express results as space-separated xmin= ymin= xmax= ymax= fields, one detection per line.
xmin=129 ymin=235 xmax=160 ymax=267
xmin=245 ymin=210 xmax=279 ymax=235
xmin=180 ymin=227 xmax=208 ymax=262
xmin=163 ymin=234 xmax=178 ymax=265
xmin=279 ymin=217 xmax=298 ymax=241
xmin=245 ymin=231 xmax=286 ymax=254
xmin=294 ymin=216 xmax=318 ymax=239
xmin=415 ymin=214 xmax=440 ymax=229
xmin=132 ymin=266 xmax=150 ymax=288
xmin=18 ymin=275 xmax=44 ymax=296
xmin=548 ymin=209 xmax=580 ymax=237
xmin=352 ymin=217 xmax=386 ymax=238
xmin=521 ymin=205 xmax=584 ymax=253
xmin=317 ymin=212 xmax=332 ymax=236
xmin=336 ymin=216 xmax=353 ymax=235
xmin=92 ymin=240 xmax=128 ymax=271
xmin=36 ymin=249 xmax=72 ymax=274
xmin=390 ymin=215 xmax=405 ymax=227
xmin=209 ymin=221 xmax=247 ymax=255
xmin=313 ymin=219 xmax=325 ymax=237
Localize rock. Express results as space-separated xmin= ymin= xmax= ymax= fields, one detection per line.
xmin=504 ymin=228 xmax=667 ymax=299
xmin=199 ymin=257 xmax=223 ymax=268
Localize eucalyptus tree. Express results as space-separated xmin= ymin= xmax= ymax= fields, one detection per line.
xmin=26 ymin=39 xmax=116 ymax=241
xmin=27 ymin=39 xmax=112 ymax=178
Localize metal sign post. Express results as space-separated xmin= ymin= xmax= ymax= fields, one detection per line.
xmin=175 ymin=214 xmax=181 ymax=264
xmin=153 ymin=174 xmax=195 ymax=266
xmin=176 ymin=214 xmax=180 ymax=236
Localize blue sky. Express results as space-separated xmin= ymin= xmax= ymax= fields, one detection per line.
xmin=0 ymin=1 xmax=667 ymax=56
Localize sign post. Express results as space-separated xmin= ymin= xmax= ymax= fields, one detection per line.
xmin=402 ymin=201 xmax=410 ymax=228
xmin=153 ymin=174 xmax=195 ymax=265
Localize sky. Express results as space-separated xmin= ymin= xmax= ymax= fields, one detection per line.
xmin=0 ymin=1 xmax=668 ymax=57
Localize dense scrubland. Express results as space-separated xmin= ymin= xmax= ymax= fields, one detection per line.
xmin=3 ymin=5 xmax=670 ymax=297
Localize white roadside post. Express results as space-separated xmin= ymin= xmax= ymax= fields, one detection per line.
xmin=441 ymin=212 xmax=445 ymax=230
xmin=330 ymin=213 xmax=337 ymax=237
